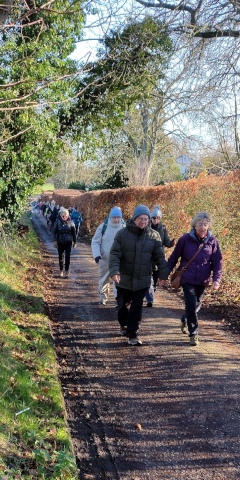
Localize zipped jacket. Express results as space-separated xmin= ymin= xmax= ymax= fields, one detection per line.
xmin=91 ymin=218 xmax=125 ymax=261
xmin=109 ymin=219 xmax=169 ymax=291
xmin=53 ymin=217 xmax=76 ymax=245
xmin=167 ymin=229 xmax=222 ymax=286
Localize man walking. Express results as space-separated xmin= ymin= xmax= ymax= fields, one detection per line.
xmin=109 ymin=205 xmax=169 ymax=345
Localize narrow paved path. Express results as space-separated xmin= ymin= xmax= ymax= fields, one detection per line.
xmin=32 ymin=214 xmax=240 ymax=480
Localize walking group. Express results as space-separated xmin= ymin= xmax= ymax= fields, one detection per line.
xmin=91 ymin=204 xmax=222 ymax=347
xmin=34 ymin=199 xmax=83 ymax=279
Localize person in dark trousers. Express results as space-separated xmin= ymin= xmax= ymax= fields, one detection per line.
xmin=53 ymin=208 xmax=76 ymax=278
xmin=46 ymin=200 xmax=58 ymax=233
xmin=145 ymin=205 xmax=175 ymax=307
xmin=109 ymin=205 xmax=169 ymax=346
xmin=168 ymin=211 xmax=222 ymax=346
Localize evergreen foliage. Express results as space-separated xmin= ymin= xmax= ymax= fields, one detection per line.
xmin=59 ymin=17 xmax=172 ymax=138
xmin=0 ymin=0 xmax=85 ymax=221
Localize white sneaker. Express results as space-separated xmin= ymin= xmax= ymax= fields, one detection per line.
xmin=65 ymin=270 xmax=69 ymax=278
xmin=99 ymin=300 xmax=106 ymax=306
xmin=60 ymin=271 xmax=64 ymax=278
xmin=128 ymin=337 xmax=142 ymax=346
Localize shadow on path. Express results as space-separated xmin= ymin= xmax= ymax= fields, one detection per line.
xmin=32 ymin=213 xmax=240 ymax=480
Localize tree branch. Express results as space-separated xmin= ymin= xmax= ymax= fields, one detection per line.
xmin=135 ymin=0 xmax=240 ymax=37
xmin=0 ymin=126 xmax=33 ymax=146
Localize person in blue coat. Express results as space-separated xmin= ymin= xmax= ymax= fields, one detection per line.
xmin=168 ymin=211 xmax=222 ymax=346
xmin=71 ymin=207 xmax=82 ymax=237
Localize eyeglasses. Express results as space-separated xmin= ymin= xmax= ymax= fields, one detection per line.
xmin=136 ymin=217 xmax=149 ymax=222
xmin=151 ymin=217 xmax=160 ymax=220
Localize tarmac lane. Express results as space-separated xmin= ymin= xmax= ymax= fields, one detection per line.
xmin=32 ymin=213 xmax=240 ymax=480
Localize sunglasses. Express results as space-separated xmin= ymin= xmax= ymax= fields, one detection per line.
xmin=151 ymin=217 xmax=160 ymax=220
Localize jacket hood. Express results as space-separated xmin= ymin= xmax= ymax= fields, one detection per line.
xmin=189 ymin=228 xmax=212 ymax=243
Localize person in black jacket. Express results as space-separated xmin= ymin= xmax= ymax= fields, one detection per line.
xmin=46 ymin=200 xmax=58 ymax=233
xmin=145 ymin=205 xmax=175 ymax=307
xmin=109 ymin=205 xmax=169 ymax=346
xmin=53 ymin=208 xmax=76 ymax=278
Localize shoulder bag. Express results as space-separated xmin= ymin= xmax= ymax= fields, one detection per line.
xmin=170 ymin=244 xmax=204 ymax=290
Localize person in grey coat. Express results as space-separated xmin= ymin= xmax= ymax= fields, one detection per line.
xmin=91 ymin=206 xmax=125 ymax=305
xmin=109 ymin=205 xmax=169 ymax=346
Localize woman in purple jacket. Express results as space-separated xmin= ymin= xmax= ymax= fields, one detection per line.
xmin=167 ymin=212 xmax=222 ymax=346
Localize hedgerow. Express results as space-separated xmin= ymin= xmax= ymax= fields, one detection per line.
xmin=41 ymin=171 xmax=240 ymax=314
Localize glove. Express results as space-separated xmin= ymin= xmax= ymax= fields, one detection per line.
xmin=95 ymin=256 xmax=101 ymax=263
xmin=170 ymin=239 xmax=175 ymax=247
xmin=54 ymin=241 xmax=58 ymax=248
xmin=72 ymin=243 xmax=76 ymax=248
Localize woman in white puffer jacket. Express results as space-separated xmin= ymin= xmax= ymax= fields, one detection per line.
xmin=91 ymin=206 xmax=125 ymax=305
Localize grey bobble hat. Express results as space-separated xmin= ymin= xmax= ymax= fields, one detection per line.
xmin=132 ymin=205 xmax=150 ymax=220
xmin=151 ymin=205 xmax=162 ymax=218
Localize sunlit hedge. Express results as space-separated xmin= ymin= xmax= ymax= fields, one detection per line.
xmin=41 ymin=171 xmax=240 ymax=294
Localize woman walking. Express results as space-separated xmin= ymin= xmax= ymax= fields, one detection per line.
xmin=91 ymin=206 xmax=125 ymax=305
xmin=53 ymin=208 xmax=76 ymax=278
xmin=168 ymin=211 xmax=222 ymax=346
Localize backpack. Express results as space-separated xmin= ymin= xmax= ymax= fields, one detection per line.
xmin=101 ymin=217 xmax=125 ymax=236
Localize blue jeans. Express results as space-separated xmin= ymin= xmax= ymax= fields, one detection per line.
xmin=145 ymin=280 xmax=154 ymax=303
xmin=145 ymin=271 xmax=158 ymax=303
xmin=116 ymin=287 xmax=148 ymax=339
xmin=182 ymin=283 xmax=205 ymax=336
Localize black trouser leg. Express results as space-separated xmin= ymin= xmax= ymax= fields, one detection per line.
xmin=182 ymin=283 xmax=205 ymax=336
xmin=58 ymin=242 xmax=72 ymax=271
xmin=117 ymin=287 xmax=148 ymax=339
xmin=127 ymin=288 xmax=148 ymax=338
xmin=152 ymin=270 xmax=159 ymax=289
xmin=64 ymin=242 xmax=72 ymax=271
xmin=58 ymin=244 xmax=65 ymax=271
xmin=117 ymin=288 xmax=132 ymax=328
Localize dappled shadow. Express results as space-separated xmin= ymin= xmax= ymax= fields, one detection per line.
xmin=33 ymin=218 xmax=240 ymax=480
xmin=0 ymin=282 xmax=43 ymax=317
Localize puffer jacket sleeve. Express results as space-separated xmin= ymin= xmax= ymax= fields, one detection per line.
xmin=91 ymin=223 xmax=104 ymax=259
xmin=109 ymin=231 xmax=122 ymax=276
xmin=152 ymin=237 xmax=170 ymax=280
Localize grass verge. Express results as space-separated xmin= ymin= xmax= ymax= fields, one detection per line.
xmin=0 ymin=214 xmax=78 ymax=479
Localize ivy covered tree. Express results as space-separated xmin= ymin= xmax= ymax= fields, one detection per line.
xmin=0 ymin=0 xmax=85 ymax=221
xmin=59 ymin=17 xmax=172 ymax=138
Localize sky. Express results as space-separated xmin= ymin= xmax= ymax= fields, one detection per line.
xmin=70 ymin=0 xmax=137 ymax=61
xmin=70 ymin=14 xmax=99 ymax=61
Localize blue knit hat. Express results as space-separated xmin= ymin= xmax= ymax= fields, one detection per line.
xmin=132 ymin=205 xmax=150 ymax=220
xmin=109 ymin=206 xmax=122 ymax=218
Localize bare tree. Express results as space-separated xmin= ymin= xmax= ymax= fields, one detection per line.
xmin=135 ymin=0 xmax=240 ymax=38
